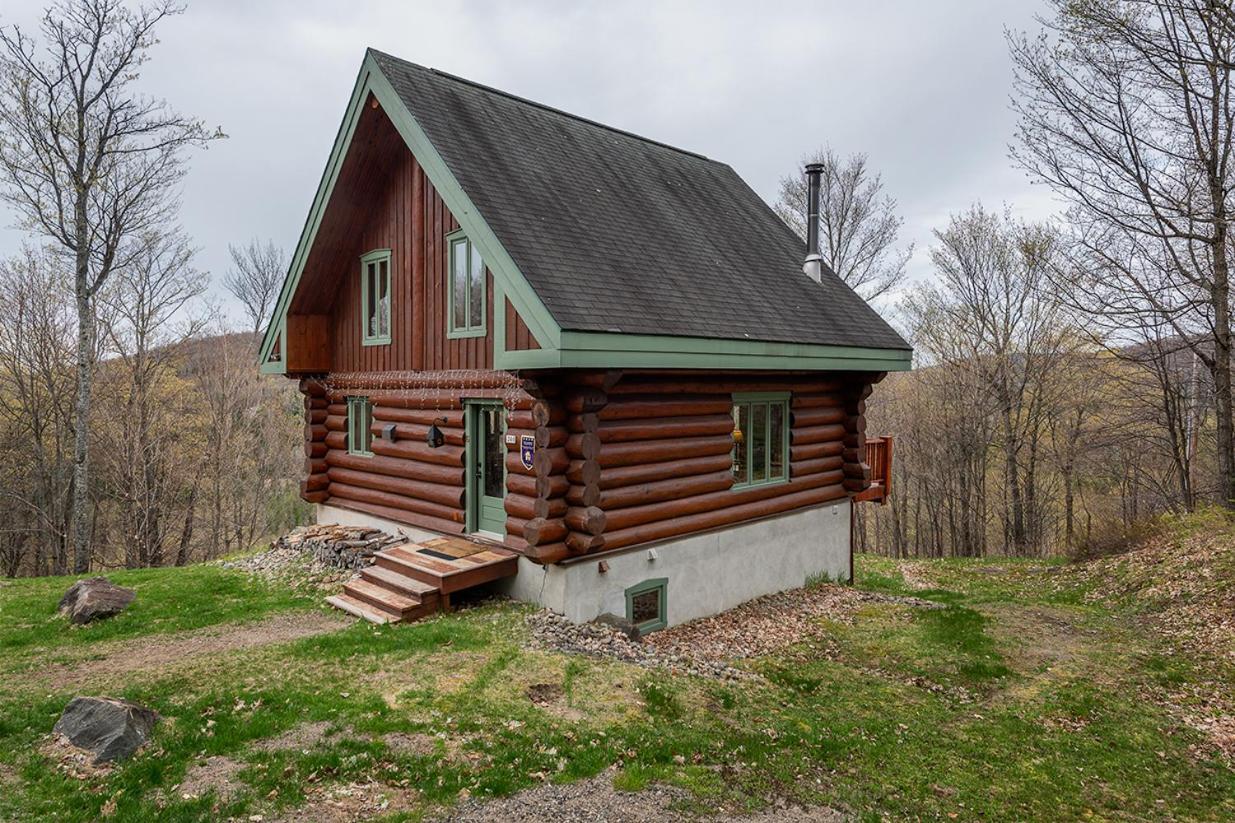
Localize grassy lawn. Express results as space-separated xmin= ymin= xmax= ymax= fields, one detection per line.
xmin=0 ymin=549 xmax=1232 ymax=822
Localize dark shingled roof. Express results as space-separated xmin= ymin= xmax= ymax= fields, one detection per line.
xmin=370 ymin=50 xmax=909 ymax=351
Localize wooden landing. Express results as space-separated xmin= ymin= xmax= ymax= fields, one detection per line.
xmin=327 ymin=536 xmax=518 ymax=624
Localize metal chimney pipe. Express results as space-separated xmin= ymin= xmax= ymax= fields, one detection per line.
xmin=803 ymin=162 xmax=824 ymax=283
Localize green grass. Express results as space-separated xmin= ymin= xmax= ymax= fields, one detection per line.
xmin=0 ymin=548 xmax=1232 ymax=822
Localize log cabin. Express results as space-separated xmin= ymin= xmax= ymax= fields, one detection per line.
xmin=259 ymin=48 xmax=912 ymax=628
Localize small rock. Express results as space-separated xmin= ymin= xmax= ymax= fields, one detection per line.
xmin=53 ymin=696 xmax=159 ymax=764
xmin=58 ymin=577 xmax=135 ymax=624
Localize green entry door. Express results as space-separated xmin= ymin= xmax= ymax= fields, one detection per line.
xmin=466 ymin=401 xmax=506 ymax=535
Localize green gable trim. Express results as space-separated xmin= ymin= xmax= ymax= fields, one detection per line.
xmin=496 ymin=330 xmax=912 ymax=372
xmin=259 ymin=314 xmax=286 ymax=375
xmin=257 ymin=51 xmax=559 ymax=370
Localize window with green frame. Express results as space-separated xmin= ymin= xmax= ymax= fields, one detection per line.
xmin=347 ymin=396 xmax=374 ymax=457
xmin=731 ymin=392 xmax=789 ymax=487
xmin=361 ymin=249 xmax=391 ymax=346
xmin=625 ymin=578 xmax=667 ymax=633
xmin=446 ymin=230 xmax=485 ymax=337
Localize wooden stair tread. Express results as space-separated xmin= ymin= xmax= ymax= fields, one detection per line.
xmin=343 ymin=579 xmax=419 ymax=614
xmin=360 ymin=564 xmax=438 ymax=598
xmin=326 ymin=594 xmax=390 ymax=625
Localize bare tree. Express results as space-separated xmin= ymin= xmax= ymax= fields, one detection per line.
xmin=775 ymin=148 xmax=912 ymax=300
xmin=224 ymin=238 xmax=285 ymax=335
xmin=0 ymin=0 xmax=222 ymax=571
xmin=1010 ymin=0 xmax=1235 ymax=507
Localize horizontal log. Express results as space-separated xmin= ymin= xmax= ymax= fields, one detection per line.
xmin=521 ymin=540 xmax=571 ymax=565
xmin=304 ymin=395 xmax=328 ymax=411
xmin=325 ymin=498 xmax=465 ymax=535
xmin=790 ymin=441 xmax=845 ymax=462
xmin=790 ymin=424 xmax=848 ymax=446
xmin=505 ymin=451 xmax=535 ymax=476
xmin=592 ymin=414 xmax=735 ymax=443
xmin=326 ymin=388 xmax=531 ymax=409
xmin=565 ymin=412 xmax=600 ymax=434
xmin=304 ymin=440 xmax=327 ymax=459
xmin=303 ymin=474 xmax=329 ymax=492
xmin=596 ymin=453 xmax=735 ymax=490
xmin=533 ymin=447 xmax=570 ymax=478
xmin=602 ymin=470 xmax=843 ymax=533
xmin=564 ymin=389 xmax=608 ymax=414
xmin=530 ymin=400 xmax=566 ymax=426
xmin=592 ymin=469 xmax=734 ymax=511
xmin=324 ymin=448 xmax=466 ymax=486
xmin=565 ymin=432 xmax=602 ymax=460
xmin=307 ymin=408 xmax=328 ymax=425
xmin=608 ymin=378 xmax=845 ymax=396
xmin=791 ymin=393 xmax=846 ymax=409
xmin=791 ymin=457 xmax=847 ymax=477
xmin=565 ymin=483 xmax=601 ymax=507
xmin=598 ymin=396 xmax=732 ymax=421
xmin=505 ymin=516 xmax=526 ymax=538
xmin=844 ymin=477 xmax=869 ymax=492
xmin=566 ymin=460 xmax=602 ymax=486
xmin=300 ymin=487 xmax=329 ymax=504
xmin=524 ymin=517 xmax=568 ymax=546
xmin=844 ymin=462 xmax=871 ymax=480
xmin=371 ymin=406 xmax=465 ymax=427
xmin=304 ymin=423 xmax=327 ymax=442
xmin=597 ymin=434 xmax=733 ymax=468
xmin=306 ymin=457 xmax=327 ymax=475
xmin=601 ymin=482 xmax=848 ymax=552
xmin=369 ymin=438 xmax=465 ymax=468
xmin=536 ymin=425 xmax=568 ymax=449
xmin=566 ymin=532 xmax=605 ymax=554
xmin=790 ymin=406 xmax=848 ymax=427
xmin=326 ymin=467 xmax=465 ymax=507
xmin=506 ymin=473 xmax=569 ymax=500
xmin=505 ymin=494 xmax=569 ymax=520
xmin=565 ymin=506 xmax=606 ymax=536
xmin=326 ymin=413 xmax=465 ymax=447
xmin=327 ymin=482 xmax=462 ymax=523
xmin=299 ymin=377 xmax=327 ymax=397
xmin=326 ymin=371 xmax=520 ymax=390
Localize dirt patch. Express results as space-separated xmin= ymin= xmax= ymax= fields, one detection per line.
xmin=251 ymin=720 xmax=344 ymax=753
xmin=40 ymin=611 xmax=350 ymax=690
xmin=176 ymin=755 xmax=246 ymax=801
xmin=526 ymin=682 xmax=564 ymax=705
xmin=435 ymin=770 xmax=848 ymax=822
xmin=381 ymin=731 xmax=439 ymax=757
xmin=37 ymin=735 xmax=112 ymax=781
xmin=270 ymin=780 xmax=419 ymax=822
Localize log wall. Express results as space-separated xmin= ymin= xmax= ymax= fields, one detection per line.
xmin=296 ymin=368 xmax=883 ymax=564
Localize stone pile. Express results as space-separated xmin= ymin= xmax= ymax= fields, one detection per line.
xmin=274 ymin=524 xmax=407 ymax=571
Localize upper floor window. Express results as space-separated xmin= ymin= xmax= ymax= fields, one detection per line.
xmin=732 ymin=393 xmax=789 ymax=488
xmin=447 ymin=230 xmax=485 ymax=337
xmin=361 ymin=249 xmax=391 ymax=346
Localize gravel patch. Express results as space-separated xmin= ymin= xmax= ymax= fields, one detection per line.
xmin=252 ymin=720 xmax=341 ymax=753
xmin=529 ymin=584 xmax=941 ymax=679
xmin=436 ymin=770 xmax=848 ymax=822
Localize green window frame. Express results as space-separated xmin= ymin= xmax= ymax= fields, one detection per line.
xmin=347 ymin=396 xmax=374 ymax=457
xmin=625 ymin=578 xmax=668 ymax=633
xmin=731 ymin=392 xmax=790 ymax=488
xmin=446 ymin=230 xmax=486 ymax=338
xmin=361 ymin=249 xmax=392 ymax=346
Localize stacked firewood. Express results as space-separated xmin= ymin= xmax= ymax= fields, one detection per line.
xmin=274 ymin=524 xmax=406 ymax=571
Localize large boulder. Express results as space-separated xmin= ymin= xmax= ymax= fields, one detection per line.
xmin=53 ymin=697 xmax=159 ymax=764
xmin=593 ymin=612 xmax=642 ymax=642
xmin=58 ymin=577 xmax=135 ymax=624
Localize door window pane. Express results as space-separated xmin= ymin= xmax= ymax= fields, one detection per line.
xmin=469 ymin=245 xmax=485 ymax=327
xmin=769 ymin=402 xmax=785 ymax=480
xmin=732 ymin=404 xmax=747 ymax=484
xmin=452 ymin=238 xmax=468 ymax=329
xmin=751 ymin=403 xmax=767 ymax=483
xmin=482 ymin=407 xmax=504 ymax=498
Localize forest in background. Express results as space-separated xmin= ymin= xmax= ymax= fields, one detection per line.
xmin=3 ymin=0 xmax=1234 ymax=575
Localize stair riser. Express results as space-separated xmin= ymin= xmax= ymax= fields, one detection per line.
xmin=342 ymin=583 xmax=412 ymax=618
xmin=375 ymin=555 xmax=443 ymax=587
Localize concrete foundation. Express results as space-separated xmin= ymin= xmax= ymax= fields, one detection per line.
xmin=496 ymin=499 xmax=852 ymax=627
xmin=317 ymin=499 xmax=853 ymax=629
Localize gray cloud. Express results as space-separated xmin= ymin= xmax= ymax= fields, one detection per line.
xmin=0 ymin=0 xmax=1054 ymax=321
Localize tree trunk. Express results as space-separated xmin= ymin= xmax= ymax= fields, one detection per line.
xmin=1212 ymin=231 xmax=1234 ymax=508
xmin=71 ymin=287 xmax=95 ymax=573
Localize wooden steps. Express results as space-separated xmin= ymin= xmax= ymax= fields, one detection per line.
xmin=327 ymin=535 xmax=519 ymax=624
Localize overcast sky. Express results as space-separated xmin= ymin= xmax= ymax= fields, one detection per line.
xmin=0 ymin=0 xmax=1058 ymax=324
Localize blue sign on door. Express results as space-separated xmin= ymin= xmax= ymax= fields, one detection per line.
xmin=520 ymin=435 xmax=535 ymax=470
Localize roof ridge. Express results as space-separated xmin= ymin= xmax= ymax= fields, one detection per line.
xmin=368 ymin=48 xmax=719 ymax=165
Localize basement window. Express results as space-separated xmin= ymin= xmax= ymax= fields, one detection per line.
xmin=732 ymin=393 xmax=789 ymax=488
xmin=347 ymin=396 xmax=374 ymax=457
xmin=361 ymin=249 xmax=391 ymax=346
xmin=447 ymin=230 xmax=485 ymax=338
xmin=625 ymin=578 xmax=667 ymax=633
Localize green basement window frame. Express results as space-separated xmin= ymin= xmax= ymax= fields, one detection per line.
xmin=446 ymin=230 xmax=486 ymax=338
xmin=625 ymin=578 xmax=668 ymax=633
xmin=361 ymin=249 xmax=392 ymax=346
xmin=347 ymin=396 xmax=374 ymax=457
xmin=731 ymin=392 xmax=790 ymax=488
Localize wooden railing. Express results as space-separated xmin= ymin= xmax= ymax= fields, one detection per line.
xmin=854 ymin=435 xmax=893 ymax=504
